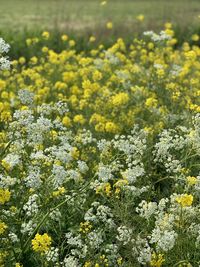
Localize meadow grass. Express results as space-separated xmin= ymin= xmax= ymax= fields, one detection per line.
xmin=0 ymin=0 xmax=200 ymax=32
xmin=0 ymin=0 xmax=199 ymax=59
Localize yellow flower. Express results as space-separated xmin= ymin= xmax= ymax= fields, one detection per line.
xmin=18 ymin=57 xmax=26 ymax=65
xmin=42 ymin=31 xmax=50 ymax=39
xmin=73 ymin=114 xmax=86 ymax=125
xmin=69 ymin=40 xmax=76 ymax=47
xmin=92 ymin=70 xmax=102 ymax=81
xmin=62 ymin=116 xmax=71 ymax=127
xmin=117 ymin=257 xmax=123 ymax=265
xmin=1 ymin=111 xmax=12 ymax=122
xmin=114 ymin=179 xmax=128 ymax=188
xmin=52 ymin=187 xmax=66 ymax=197
xmin=105 ymin=122 xmax=119 ymax=133
xmin=30 ymin=56 xmax=38 ymax=65
xmin=79 ymin=221 xmax=92 ymax=233
xmin=1 ymin=159 xmax=11 ymax=171
xmin=96 ymin=182 xmax=112 ymax=196
xmin=0 ymin=188 xmax=11 ymax=204
xmin=71 ymin=147 xmax=80 ymax=159
xmin=32 ymin=233 xmax=52 ymax=253
xmin=0 ymin=80 xmax=6 ymax=90
xmin=176 ymin=194 xmax=193 ymax=207
xmin=187 ymin=176 xmax=197 ymax=186
xmin=164 ymin=22 xmax=172 ymax=29
xmin=26 ymin=38 xmax=32 ymax=46
xmin=150 ymin=252 xmax=165 ymax=267
xmin=112 ymin=92 xmax=129 ymax=106
xmin=61 ymin=34 xmax=68 ymax=41
xmin=191 ymin=34 xmax=199 ymax=42
xmin=16 ymin=263 xmax=23 ymax=267
xmin=42 ymin=46 xmax=49 ymax=53
xmin=89 ymin=36 xmax=96 ymax=43
xmin=0 ymin=221 xmax=7 ymax=235
xmin=0 ymin=251 xmax=7 ymax=265
xmin=165 ymin=29 xmax=174 ymax=37
xmin=136 ymin=14 xmax=144 ymax=22
xmin=145 ymin=97 xmax=158 ymax=108
xmin=106 ymin=22 xmax=113 ymax=29
xmin=101 ymin=1 xmax=107 ymax=6
xmin=95 ymin=123 xmax=105 ymax=132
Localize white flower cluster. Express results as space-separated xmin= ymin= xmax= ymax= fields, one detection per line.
xmin=116 ymin=225 xmax=133 ymax=245
xmin=62 ymin=256 xmax=80 ymax=267
xmin=143 ymin=30 xmax=172 ymax=42
xmin=153 ymin=128 xmax=188 ymax=174
xmin=84 ymin=202 xmax=114 ymax=228
xmin=136 ymin=200 xmax=157 ymax=219
xmin=23 ymin=194 xmax=39 ymax=217
xmin=0 ymin=37 xmax=10 ymax=70
xmin=2 ymin=153 xmax=21 ymax=170
xmin=150 ymin=228 xmax=177 ymax=252
xmin=18 ymin=89 xmax=35 ymax=106
xmin=45 ymin=247 xmax=59 ymax=263
xmin=21 ymin=220 xmax=37 ymax=236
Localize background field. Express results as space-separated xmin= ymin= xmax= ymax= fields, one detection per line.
xmin=0 ymin=0 xmax=200 ymax=58
xmin=1 ymin=0 xmax=200 ymax=31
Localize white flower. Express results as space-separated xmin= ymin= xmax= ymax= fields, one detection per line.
xmin=23 ymin=194 xmax=39 ymax=217
xmin=0 ymin=57 xmax=10 ymax=70
xmin=122 ymin=166 xmax=145 ymax=184
xmin=136 ymin=200 xmax=157 ymax=219
xmin=150 ymin=228 xmax=177 ymax=251
xmin=144 ymin=30 xmax=171 ymax=42
xmin=18 ymin=89 xmax=35 ymax=105
xmin=87 ymin=231 xmax=103 ymax=248
xmin=0 ymin=38 xmax=10 ymax=53
xmin=117 ymin=225 xmax=133 ymax=245
xmin=21 ymin=220 xmax=37 ymax=235
xmin=25 ymin=167 xmax=42 ymax=189
xmin=45 ymin=247 xmax=59 ymax=263
xmin=62 ymin=256 xmax=80 ymax=267
xmin=97 ymin=164 xmax=113 ymax=182
xmin=2 ymin=153 xmax=21 ymax=170
xmin=77 ymin=160 xmax=89 ymax=174
xmin=52 ymin=164 xmax=68 ymax=188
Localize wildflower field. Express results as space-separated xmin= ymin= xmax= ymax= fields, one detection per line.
xmin=0 ymin=1 xmax=200 ymax=266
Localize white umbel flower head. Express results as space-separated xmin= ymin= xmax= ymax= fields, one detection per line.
xmin=0 ymin=37 xmax=10 ymax=70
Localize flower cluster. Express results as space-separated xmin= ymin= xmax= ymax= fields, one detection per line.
xmin=0 ymin=38 xmax=10 ymax=70
xmin=0 ymin=26 xmax=200 ymax=266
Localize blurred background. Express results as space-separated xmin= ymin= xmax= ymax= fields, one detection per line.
xmin=0 ymin=0 xmax=200 ymax=58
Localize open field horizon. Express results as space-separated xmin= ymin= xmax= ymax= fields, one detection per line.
xmin=0 ymin=0 xmax=200 ymax=32
xmin=0 ymin=0 xmax=200 ymax=59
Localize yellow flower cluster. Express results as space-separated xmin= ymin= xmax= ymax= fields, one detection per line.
xmin=80 ymin=221 xmax=92 ymax=234
xmin=0 ymin=188 xmax=11 ymax=204
xmin=84 ymin=255 xmax=111 ymax=267
xmin=32 ymin=233 xmax=52 ymax=254
xmin=0 ymin=30 xmax=199 ymax=137
xmin=186 ymin=176 xmax=197 ymax=186
xmin=176 ymin=194 xmax=194 ymax=207
xmin=52 ymin=186 xmax=66 ymax=197
xmin=111 ymin=92 xmax=129 ymax=106
xmin=150 ymin=252 xmax=165 ymax=267
xmin=0 ymin=221 xmax=7 ymax=235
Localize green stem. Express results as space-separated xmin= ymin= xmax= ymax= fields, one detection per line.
xmin=21 ymin=179 xmax=92 ymax=255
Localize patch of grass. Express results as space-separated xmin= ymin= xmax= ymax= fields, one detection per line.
xmin=0 ymin=0 xmax=200 ymax=32
xmin=0 ymin=0 xmax=200 ymax=59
